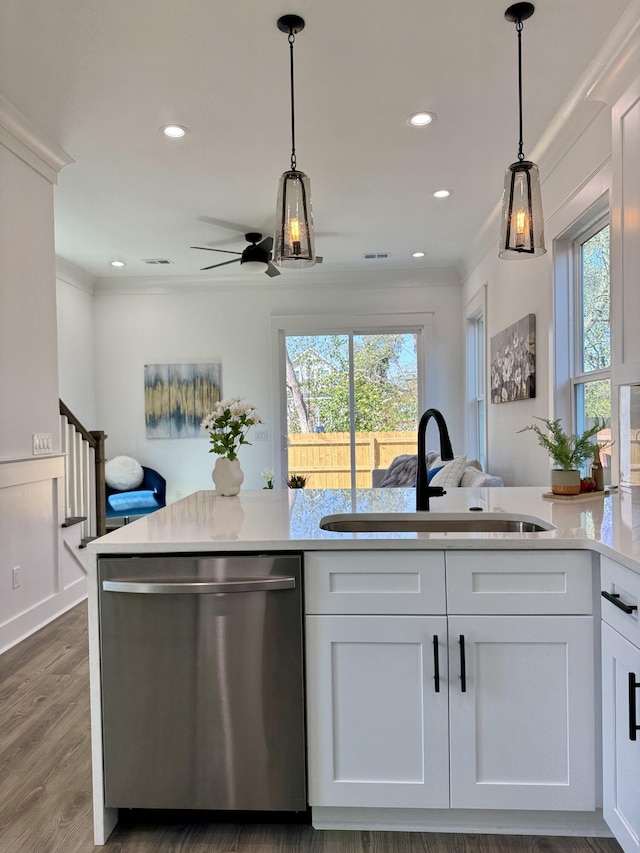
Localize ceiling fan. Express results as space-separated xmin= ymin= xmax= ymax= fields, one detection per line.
xmin=191 ymin=232 xmax=280 ymax=277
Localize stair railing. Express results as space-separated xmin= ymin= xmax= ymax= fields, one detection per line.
xmin=59 ymin=400 xmax=107 ymax=540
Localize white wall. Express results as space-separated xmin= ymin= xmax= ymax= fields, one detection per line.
xmin=0 ymin=146 xmax=60 ymax=458
xmin=92 ymin=269 xmax=463 ymax=500
xmin=462 ymin=105 xmax=613 ymax=486
xmin=56 ymin=259 xmax=98 ymax=429
xmin=0 ymin=100 xmax=84 ymax=654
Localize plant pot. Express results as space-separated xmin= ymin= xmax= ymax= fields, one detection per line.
xmin=212 ymin=457 xmax=244 ymax=496
xmin=550 ymin=469 xmax=581 ymax=496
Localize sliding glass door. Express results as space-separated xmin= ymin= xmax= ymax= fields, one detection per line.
xmin=283 ymin=330 xmax=420 ymax=488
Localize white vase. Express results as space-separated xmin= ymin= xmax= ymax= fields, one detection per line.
xmin=212 ymin=457 xmax=244 ymax=496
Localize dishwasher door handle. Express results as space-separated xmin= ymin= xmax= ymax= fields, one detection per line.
xmin=102 ymin=577 xmax=296 ymax=594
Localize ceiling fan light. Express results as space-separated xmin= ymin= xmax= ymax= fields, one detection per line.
xmin=241 ymin=259 xmax=269 ymax=273
xmin=274 ymin=169 xmax=316 ymax=268
xmin=499 ymin=160 xmax=545 ymax=258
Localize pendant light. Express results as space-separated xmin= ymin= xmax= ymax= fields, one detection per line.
xmin=499 ymin=3 xmax=546 ymax=259
xmin=273 ymin=14 xmax=316 ymax=269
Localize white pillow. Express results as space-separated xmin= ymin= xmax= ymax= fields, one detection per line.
xmin=429 ymin=455 xmax=467 ymax=489
xmin=105 ymin=456 xmax=144 ymax=491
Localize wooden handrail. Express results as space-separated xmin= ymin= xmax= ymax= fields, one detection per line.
xmin=59 ymin=400 xmax=98 ymax=449
xmin=90 ymin=430 xmax=107 ymax=537
xmin=59 ymin=400 xmax=108 ymax=539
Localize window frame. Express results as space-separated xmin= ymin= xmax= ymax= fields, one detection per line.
xmin=554 ymin=190 xmax=614 ymax=479
xmin=570 ymin=217 xmax=611 ymax=461
xmin=465 ymin=286 xmax=487 ymax=471
xmin=271 ymin=313 xmax=433 ymax=488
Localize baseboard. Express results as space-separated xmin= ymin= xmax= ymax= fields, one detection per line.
xmin=0 ymin=582 xmax=87 ymax=655
xmin=311 ymin=806 xmax=613 ymax=837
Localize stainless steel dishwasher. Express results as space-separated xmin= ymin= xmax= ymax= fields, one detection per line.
xmin=98 ymin=553 xmax=306 ymax=811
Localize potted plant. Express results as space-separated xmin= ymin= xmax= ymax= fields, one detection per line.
xmin=201 ymin=397 xmax=262 ymax=496
xmin=518 ymin=416 xmax=606 ymax=495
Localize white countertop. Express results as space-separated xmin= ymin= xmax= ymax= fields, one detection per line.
xmin=87 ymin=486 xmax=640 ymax=572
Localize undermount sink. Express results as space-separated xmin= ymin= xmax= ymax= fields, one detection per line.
xmin=319 ymin=512 xmax=555 ymax=534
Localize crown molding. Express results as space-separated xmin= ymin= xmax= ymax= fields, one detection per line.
xmin=0 ymin=94 xmax=73 ymax=183
xmin=56 ymin=257 xmax=97 ymax=295
xmin=93 ymin=265 xmax=461 ymax=296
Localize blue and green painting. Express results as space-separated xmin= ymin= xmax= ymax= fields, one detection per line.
xmin=144 ymin=363 xmax=221 ymax=438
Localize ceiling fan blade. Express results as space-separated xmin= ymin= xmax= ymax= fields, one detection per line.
xmin=257 ymin=236 xmax=273 ymax=253
xmin=265 ymin=262 xmax=281 ymax=278
xmin=191 ymin=246 xmax=242 ymax=256
xmin=200 ymin=258 xmax=242 ymax=271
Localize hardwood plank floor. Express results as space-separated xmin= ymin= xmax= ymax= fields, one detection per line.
xmin=0 ymin=602 xmax=624 ymax=852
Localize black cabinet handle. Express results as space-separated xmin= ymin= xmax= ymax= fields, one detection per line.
xmin=433 ymin=635 xmax=440 ymax=693
xmin=629 ymin=673 xmax=640 ymax=741
xmin=459 ymin=634 xmax=466 ymax=693
xmin=601 ymin=590 xmax=638 ymax=614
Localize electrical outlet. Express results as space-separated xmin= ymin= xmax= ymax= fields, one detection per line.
xmin=254 ymin=429 xmax=269 ymax=442
xmin=32 ymin=433 xmax=52 ymax=455
xmin=12 ymin=566 xmax=21 ymax=589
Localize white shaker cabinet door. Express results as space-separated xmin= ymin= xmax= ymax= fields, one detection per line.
xmin=305 ymin=615 xmax=449 ymax=808
xmin=602 ymin=622 xmax=640 ymax=852
xmin=448 ymin=616 xmax=595 ymax=811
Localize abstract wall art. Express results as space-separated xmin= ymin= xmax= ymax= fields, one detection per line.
xmin=144 ymin=363 xmax=221 ymax=438
xmin=490 ymin=314 xmax=536 ymax=404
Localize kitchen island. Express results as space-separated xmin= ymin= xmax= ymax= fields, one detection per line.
xmin=86 ymin=486 xmax=640 ymax=847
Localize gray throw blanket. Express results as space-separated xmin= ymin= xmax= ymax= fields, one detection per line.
xmin=378 ymin=452 xmax=438 ymax=487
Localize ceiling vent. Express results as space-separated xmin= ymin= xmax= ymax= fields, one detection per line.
xmin=363 ymin=252 xmax=391 ymax=260
xmin=142 ymin=258 xmax=173 ymax=265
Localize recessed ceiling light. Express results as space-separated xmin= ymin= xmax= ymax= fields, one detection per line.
xmin=433 ymin=189 xmax=451 ymax=199
xmin=110 ymin=260 xmax=126 ymax=268
xmin=407 ymin=111 xmax=436 ymax=127
xmin=161 ymin=125 xmax=188 ymax=138
xmin=412 ymin=251 xmax=426 ymax=258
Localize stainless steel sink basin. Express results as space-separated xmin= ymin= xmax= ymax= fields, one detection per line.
xmin=319 ymin=512 xmax=555 ymax=534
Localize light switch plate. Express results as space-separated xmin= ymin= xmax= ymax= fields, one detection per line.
xmin=254 ymin=429 xmax=269 ymax=442
xmin=32 ymin=433 xmax=52 ymax=455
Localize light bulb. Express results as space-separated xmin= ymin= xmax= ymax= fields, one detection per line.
xmin=288 ymin=218 xmax=301 ymax=254
xmin=514 ymin=208 xmax=529 ymax=248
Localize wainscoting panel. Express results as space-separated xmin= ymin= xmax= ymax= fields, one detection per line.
xmin=0 ymin=455 xmax=87 ymax=654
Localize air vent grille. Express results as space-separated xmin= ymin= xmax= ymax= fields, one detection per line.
xmin=363 ymin=252 xmax=391 ymax=260
xmin=142 ymin=258 xmax=173 ymax=265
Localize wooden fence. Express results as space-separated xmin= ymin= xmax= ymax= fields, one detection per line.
xmin=287 ymin=431 xmax=418 ymax=488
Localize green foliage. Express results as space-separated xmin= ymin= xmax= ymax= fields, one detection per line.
xmin=518 ymin=416 xmax=606 ymax=470
xmin=201 ymin=398 xmax=260 ymax=461
xmin=286 ymin=333 xmax=418 ymax=433
xmin=287 ymin=474 xmax=307 ymax=488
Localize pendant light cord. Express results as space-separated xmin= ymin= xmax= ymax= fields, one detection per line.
xmin=516 ymin=18 xmax=524 ymax=161
xmin=289 ymin=30 xmax=297 ymax=171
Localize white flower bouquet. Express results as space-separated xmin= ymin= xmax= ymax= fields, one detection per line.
xmin=201 ymin=397 xmax=262 ymax=461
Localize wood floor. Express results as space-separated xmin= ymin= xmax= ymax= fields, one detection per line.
xmin=0 ymin=602 xmax=624 ymax=853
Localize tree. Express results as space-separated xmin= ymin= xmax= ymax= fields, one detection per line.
xmin=285 ymin=333 xmax=418 ymax=433
xmin=581 ymin=225 xmax=611 ymax=421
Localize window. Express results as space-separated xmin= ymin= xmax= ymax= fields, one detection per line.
xmin=572 ymin=221 xmax=611 ymax=479
xmin=283 ymin=331 xmax=420 ymax=488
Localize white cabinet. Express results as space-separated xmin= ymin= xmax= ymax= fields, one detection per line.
xmin=305 ymin=549 xmax=596 ymax=813
xmin=448 ymin=615 xmax=595 ymax=811
xmin=306 ymin=615 xmax=449 ymax=808
xmin=601 ymin=556 xmax=640 ymax=851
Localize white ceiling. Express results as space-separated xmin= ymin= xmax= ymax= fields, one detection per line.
xmin=0 ymin=0 xmax=632 ymax=280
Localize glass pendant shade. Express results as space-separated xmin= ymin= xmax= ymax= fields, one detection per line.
xmin=274 ymin=169 xmax=316 ymax=268
xmin=499 ymin=159 xmax=546 ymax=259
